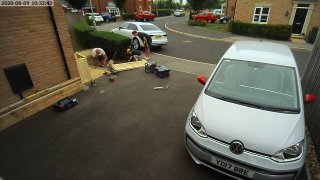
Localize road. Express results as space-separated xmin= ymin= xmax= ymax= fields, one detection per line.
xmin=151 ymin=16 xmax=311 ymax=75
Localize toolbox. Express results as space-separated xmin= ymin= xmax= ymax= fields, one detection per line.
xmin=155 ymin=66 xmax=170 ymax=78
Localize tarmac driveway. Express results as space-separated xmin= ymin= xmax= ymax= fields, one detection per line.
xmin=0 ymin=69 xmax=230 ymax=180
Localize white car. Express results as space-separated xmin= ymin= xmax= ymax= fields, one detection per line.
xmin=85 ymin=13 xmax=104 ymax=22
xmin=111 ymin=22 xmax=167 ymax=50
xmin=174 ymin=9 xmax=185 ymax=17
xmin=185 ymin=41 xmax=316 ymax=179
xmin=212 ymin=9 xmax=224 ymax=16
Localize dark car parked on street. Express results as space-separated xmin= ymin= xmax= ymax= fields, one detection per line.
xmin=101 ymin=12 xmax=116 ymax=22
xmin=220 ymin=16 xmax=231 ymax=24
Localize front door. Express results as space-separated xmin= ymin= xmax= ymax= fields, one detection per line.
xmin=292 ymin=4 xmax=309 ymax=34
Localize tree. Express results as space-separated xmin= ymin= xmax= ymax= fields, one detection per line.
xmin=187 ymin=0 xmax=218 ymax=11
xmin=113 ymin=0 xmax=127 ymax=15
xmin=65 ymin=0 xmax=87 ymax=11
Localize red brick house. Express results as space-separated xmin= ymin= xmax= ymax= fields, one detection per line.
xmin=0 ymin=1 xmax=82 ymax=130
xmin=62 ymin=0 xmax=153 ymax=15
xmin=225 ymin=0 xmax=320 ymax=35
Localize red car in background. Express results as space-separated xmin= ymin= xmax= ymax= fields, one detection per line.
xmin=192 ymin=12 xmax=217 ymax=23
xmin=134 ymin=11 xmax=155 ymax=21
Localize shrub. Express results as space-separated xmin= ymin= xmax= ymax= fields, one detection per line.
xmin=73 ymin=23 xmax=94 ymax=48
xmin=308 ymin=26 xmax=319 ymax=43
xmin=229 ymin=21 xmax=291 ymax=40
xmin=187 ymin=20 xmax=207 ymax=26
xmin=152 ymin=9 xmax=172 ymax=17
xmin=122 ymin=13 xmax=134 ymax=20
xmin=89 ymin=31 xmax=131 ymax=60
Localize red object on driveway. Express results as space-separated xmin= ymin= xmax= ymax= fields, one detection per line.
xmin=134 ymin=11 xmax=155 ymax=21
xmin=192 ymin=12 xmax=217 ymax=23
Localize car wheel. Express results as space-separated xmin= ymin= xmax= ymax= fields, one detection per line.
xmin=143 ymin=18 xmax=146 ymax=22
xmin=106 ymin=19 xmax=109 ymax=22
xmin=207 ymin=19 xmax=212 ymax=23
xmin=152 ymin=17 xmax=155 ymax=21
xmin=223 ymin=19 xmax=227 ymax=24
xmin=135 ymin=19 xmax=138 ymax=21
xmin=132 ymin=38 xmax=140 ymax=50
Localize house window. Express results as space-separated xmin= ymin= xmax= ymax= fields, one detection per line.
xmin=253 ymin=7 xmax=270 ymax=24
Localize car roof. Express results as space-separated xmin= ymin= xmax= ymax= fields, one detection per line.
xmin=126 ymin=22 xmax=155 ymax=26
xmin=222 ymin=41 xmax=297 ymax=67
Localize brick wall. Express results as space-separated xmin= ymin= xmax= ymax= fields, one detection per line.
xmin=308 ymin=3 xmax=320 ymax=34
xmin=124 ymin=0 xmax=153 ymax=14
xmin=234 ymin=0 xmax=292 ymax=24
xmin=0 ymin=0 xmax=79 ymax=108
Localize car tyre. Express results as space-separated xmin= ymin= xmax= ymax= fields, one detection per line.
xmin=132 ymin=38 xmax=140 ymax=50
xmin=152 ymin=17 xmax=155 ymax=21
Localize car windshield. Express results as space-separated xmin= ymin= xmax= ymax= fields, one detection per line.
xmin=140 ymin=25 xmax=160 ymax=31
xmin=205 ymin=59 xmax=300 ymax=113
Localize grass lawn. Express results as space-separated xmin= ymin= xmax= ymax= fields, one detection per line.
xmin=204 ymin=23 xmax=230 ymax=33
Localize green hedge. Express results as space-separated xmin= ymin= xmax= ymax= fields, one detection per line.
xmin=188 ymin=20 xmax=207 ymax=26
xmin=74 ymin=23 xmax=94 ymax=48
xmin=89 ymin=31 xmax=131 ymax=59
xmin=122 ymin=13 xmax=134 ymax=20
xmin=308 ymin=26 xmax=319 ymax=43
xmin=229 ymin=21 xmax=292 ymax=40
xmin=152 ymin=9 xmax=172 ymax=17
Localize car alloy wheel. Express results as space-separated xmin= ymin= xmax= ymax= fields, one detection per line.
xmin=223 ymin=19 xmax=227 ymax=24
xmin=132 ymin=38 xmax=140 ymax=50
xmin=143 ymin=18 xmax=146 ymax=22
xmin=207 ymin=19 xmax=212 ymax=23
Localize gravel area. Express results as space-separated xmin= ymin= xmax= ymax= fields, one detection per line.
xmin=306 ymin=129 xmax=320 ymax=180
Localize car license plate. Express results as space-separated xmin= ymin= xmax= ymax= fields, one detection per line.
xmin=155 ymin=35 xmax=162 ymax=39
xmin=211 ymin=157 xmax=254 ymax=178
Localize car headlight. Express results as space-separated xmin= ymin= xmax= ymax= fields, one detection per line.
xmin=271 ymin=140 xmax=304 ymax=163
xmin=190 ymin=110 xmax=207 ymax=138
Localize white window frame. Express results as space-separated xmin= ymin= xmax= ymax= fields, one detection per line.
xmin=252 ymin=7 xmax=270 ymax=24
xmin=106 ymin=7 xmax=120 ymax=17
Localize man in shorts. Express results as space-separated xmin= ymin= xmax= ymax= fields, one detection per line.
xmin=132 ymin=30 xmax=152 ymax=60
xmin=92 ymin=48 xmax=108 ymax=67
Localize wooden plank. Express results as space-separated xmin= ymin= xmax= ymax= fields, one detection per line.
xmin=111 ymin=60 xmax=147 ymax=72
xmin=76 ymin=57 xmax=93 ymax=84
xmin=77 ymin=49 xmax=93 ymax=58
xmin=0 ymin=79 xmax=83 ymax=131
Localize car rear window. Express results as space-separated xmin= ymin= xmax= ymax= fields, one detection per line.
xmin=205 ymin=59 xmax=300 ymax=113
xmin=140 ymin=25 xmax=160 ymax=31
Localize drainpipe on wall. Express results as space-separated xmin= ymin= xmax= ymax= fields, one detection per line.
xmin=233 ymin=0 xmax=237 ymax=20
xmin=48 ymin=6 xmax=72 ymax=80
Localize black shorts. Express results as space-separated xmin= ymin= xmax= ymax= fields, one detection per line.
xmin=130 ymin=50 xmax=141 ymax=56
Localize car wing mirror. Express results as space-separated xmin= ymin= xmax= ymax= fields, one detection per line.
xmin=304 ymin=94 xmax=316 ymax=104
xmin=197 ymin=75 xmax=207 ymax=85
xmin=118 ymin=27 xmax=123 ymax=30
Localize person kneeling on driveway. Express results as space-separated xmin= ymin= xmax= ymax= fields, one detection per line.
xmin=92 ymin=48 xmax=108 ymax=67
xmin=127 ymin=48 xmax=141 ymax=61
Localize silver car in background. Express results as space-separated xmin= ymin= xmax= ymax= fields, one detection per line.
xmin=111 ymin=22 xmax=167 ymax=50
xmin=185 ymin=41 xmax=316 ymax=180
